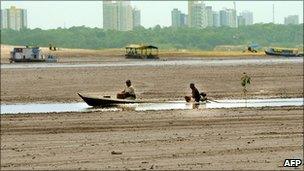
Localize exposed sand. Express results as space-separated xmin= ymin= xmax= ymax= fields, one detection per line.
xmin=1 ymin=55 xmax=303 ymax=170
xmin=1 ymin=44 xmax=265 ymax=63
xmin=1 ymin=61 xmax=302 ymax=104
xmin=1 ymin=107 xmax=303 ymax=170
xmin=0 ymin=44 xmax=123 ymax=62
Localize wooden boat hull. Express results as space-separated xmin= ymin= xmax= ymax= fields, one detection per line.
xmin=265 ymin=50 xmax=298 ymax=57
xmin=78 ymin=93 xmax=139 ymax=107
xmin=9 ymin=59 xmax=46 ymax=63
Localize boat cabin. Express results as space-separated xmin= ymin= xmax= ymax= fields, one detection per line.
xmin=9 ymin=46 xmax=57 ymax=63
xmin=10 ymin=46 xmax=45 ymax=63
xmin=125 ymin=44 xmax=159 ymax=59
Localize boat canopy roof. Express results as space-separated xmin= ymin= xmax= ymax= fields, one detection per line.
xmin=126 ymin=44 xmax=158 ymax=49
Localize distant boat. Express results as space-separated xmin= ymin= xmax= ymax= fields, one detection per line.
xmin=9 ymin=46 xmax=57 ymax=63
xmin=265 ymin=47 xmax=303 ymax=57
xmin=125 ymin=44 xmax=159 ymax=59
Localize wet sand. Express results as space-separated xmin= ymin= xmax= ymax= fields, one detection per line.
xmin=1 ymin=107 xmax=303 ymax=170
xmin=1 ymin=56 xmax=303 ymax=170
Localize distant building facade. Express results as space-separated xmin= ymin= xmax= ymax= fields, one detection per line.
xmin=239 ymin=11 xmax=253 ymax=25
xmin=284 ymin=15 xmax=299 ymax=25
xmin=219 ymin=8 xmax=237 ymax=27
xmin=188 ymin=1 xmax=202 ymax=28
xmin=185 ymin=1 xmax=255 ymax=28
xmin=103 ymin=1 xmax=118 ymax=30
xmin=237 ymin=16 xmax=246 ymax=26
xmin=227 ymin=9 xmax=237 ymax=28
xmin=212 ymin=11 xmax=220 ymax=27
xmin=219 ymin=9 xmax=229 ymax=26
xmin=1 ymin=6 xmax=27 ymax=31
xmin=205 ymin=6 xmax=213 ymax=27
xmin=171 ymin=8 xmax=187 ymax=28
xmin=103 ymin=1 xmax=140 ymax=31
xmin=180 ymin=13 xmax=188 ymax=27
xmin=117 ymin=1 xmax=133 ymax=31
xmin=132 ymin=8 xmax=141 ymax=28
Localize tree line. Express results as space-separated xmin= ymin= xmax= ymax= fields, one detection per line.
xmin=1 ymin=24 xmax=303 ymax=50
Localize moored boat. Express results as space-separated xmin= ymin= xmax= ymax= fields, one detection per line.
xmin=9 ymin=46 xmax=58 ymax=63
xmin=265 ymin=47 xmax=302 ymax=57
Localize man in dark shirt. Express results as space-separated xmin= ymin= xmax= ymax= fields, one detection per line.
xmin=185 ymin=83 xmax=207 ymax=102
xmin=190 ymin=83 xmax=201 ymax=102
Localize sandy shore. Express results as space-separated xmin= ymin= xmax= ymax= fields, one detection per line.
xmin=1 ymin=44 xmax=265 ymax=63
xmin=1 ymin=54 xmax=303 ymax=170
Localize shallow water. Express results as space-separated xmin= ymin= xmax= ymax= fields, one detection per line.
xmin=1 ymin=57 xmax=302 ymax=69
xmin=1 ymin=98 xmax=303 ymax=114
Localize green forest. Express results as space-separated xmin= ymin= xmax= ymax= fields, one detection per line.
xmin=1 ymin=24 xmax=303 ymax=50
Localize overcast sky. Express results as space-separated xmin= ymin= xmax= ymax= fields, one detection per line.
xmin=1 ymin=1 xmax=303 ymax=29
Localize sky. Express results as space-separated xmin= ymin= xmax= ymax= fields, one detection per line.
xmin=1 ymin=1 xmax=303 ymax=29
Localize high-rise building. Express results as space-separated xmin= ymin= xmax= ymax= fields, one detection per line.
xmin=180 ymin=13 xmax=188 ymax=27
xmin=117 ymin=1 xmax=133 ymax=31
xmin=1 ymin=9 xmax=8 ymax=29
xmin=205 ymin=6 xmax=213 ymax=27
xmin=200 ymin=3 xmax=208 ymax=28
xmin=219 ymin=9 xmax=229 ymax=27
xmin=187 ymin=1 xmax=254 ymax=28
xmin=239 ymin=11 xmax=253 ymax=25
xmin=1 ymin=6 xmax=27 ymax=30
xmin=237 ymin=16 xmax=246 ymax=26
xmin=103 ymin=1 xmax=118 ymax=30
xmin=219 ymin=8 xmax=237 ymax=27
xmin=171 ymin=8 xmax=187 ymax=28
xmin=212 ymin=11 xmax=220 ymax=27
xmin=132 ymin=8 xmax=141 ymax=28
xmin=227 ymin=9 xmax=237 ymax=28
xmin=103 ymin=1 xmax=139 ymax=31
xmin=188 ymin=1 xmax=203 ymax=28
xmin=171 ymin=8 xmax=181 ymax=27
xmin=284 ymin=15 xmax=299 ymax=25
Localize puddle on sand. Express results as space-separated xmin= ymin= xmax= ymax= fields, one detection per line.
xmin=1 ymin=98 xmax=303 ymax=114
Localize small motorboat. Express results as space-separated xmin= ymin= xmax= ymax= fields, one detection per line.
xmin=78 ymin=93 xmax=140 ymax=107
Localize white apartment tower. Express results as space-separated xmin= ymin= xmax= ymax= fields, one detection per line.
xmin=1 ymin=6 xmax=27 ymax=31
xmin=103 ymin=1 xmax=139 ymax=31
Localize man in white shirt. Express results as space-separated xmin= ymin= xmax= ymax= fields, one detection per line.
xmin=119 ymin=80 xmax=136 ymax=100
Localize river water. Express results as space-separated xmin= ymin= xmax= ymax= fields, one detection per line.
xmin=1 ymin=57 xmax=303 ymax=69
xmin=1 ymin=98 xmax=303 ymax=114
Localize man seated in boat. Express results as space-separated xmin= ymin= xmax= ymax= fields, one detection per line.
xmin=117 ymin=80 xmax=136 ymax=100
xmin=184 ymin=83 xmax=207 ymax=102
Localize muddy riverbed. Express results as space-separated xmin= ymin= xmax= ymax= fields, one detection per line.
xmin=1 ymin=56 xmax=303 ymax=170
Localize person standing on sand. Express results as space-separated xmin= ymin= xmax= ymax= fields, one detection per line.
xmin=185 ymin=83 xmax=207 ymax=102
xmin=118 ymin=80 xmax=136 ymax=100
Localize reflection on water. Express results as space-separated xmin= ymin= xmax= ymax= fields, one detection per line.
xmin=1 ymin=98 xmax=303 ymax=114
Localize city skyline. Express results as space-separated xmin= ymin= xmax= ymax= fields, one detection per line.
xmin=1 ymin=1 xmax=303 ymax=29
xmin=174 ymin=1 xmax=254 ymax=28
